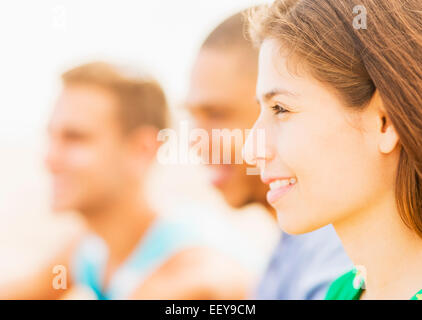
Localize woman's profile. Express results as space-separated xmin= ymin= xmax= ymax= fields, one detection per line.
xmin=244 ymin=0 xmax=422 ymax=300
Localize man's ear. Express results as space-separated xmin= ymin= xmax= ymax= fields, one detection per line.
xmin=129 ymin=126 xmax=160 ymax=161
xmin=370 ymin=90 xmax=400 ymax=154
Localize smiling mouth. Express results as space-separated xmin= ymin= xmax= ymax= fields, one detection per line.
xmin=269 ymin=177 xmax=297 ymax=190
xmin=266 ymin=177 xmax=297 ymax=204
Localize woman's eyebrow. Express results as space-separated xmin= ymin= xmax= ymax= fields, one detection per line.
xmin=256 ymin=87 xmax=298 ymax=103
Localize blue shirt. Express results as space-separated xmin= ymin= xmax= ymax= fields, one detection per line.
xmin=71 ymin=218 xmax=202 ymax=299
xmin=255 ymin=224 xmax=352 ymax=300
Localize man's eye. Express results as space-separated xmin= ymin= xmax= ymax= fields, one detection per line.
xmin=63 ymin=131 xmax=88 ymax=142
xmin=271 ymin=104 xmax=289 ymax=115
xmin=208 ymin=110 xmax=228 ymax=119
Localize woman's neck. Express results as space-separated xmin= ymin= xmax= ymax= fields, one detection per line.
xmin=334 ymin=189 xmax=422 ymax=299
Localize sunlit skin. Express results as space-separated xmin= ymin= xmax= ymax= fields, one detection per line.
xmin=46 ymin=84 xmax=152 ymax=215
xmin=244 ymin=39 xmax=402 ymax=234
xmin=244 ymin=39 xmax=422 ymax=299
xmin=186 ymin=48 xmax=270 ymax=210
xmin=35 ymin=83 xmax=248 ymax=300
xmin=45 ymin=83 xmax=160 ymax=289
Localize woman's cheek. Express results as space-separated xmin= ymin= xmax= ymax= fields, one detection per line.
xmin=274 ymin=120 xmax=312 ymax=172
xmin=301 ymin=120 xmax=370 ymax=219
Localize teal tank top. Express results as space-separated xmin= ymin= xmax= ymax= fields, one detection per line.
xmin=71 ymin=218 xmax=202 ymax=300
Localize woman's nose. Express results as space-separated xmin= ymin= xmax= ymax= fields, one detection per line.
xmin=243 ymin=117 xmax=274 ymax=170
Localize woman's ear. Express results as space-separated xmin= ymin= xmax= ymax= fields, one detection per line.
xmin=371 ymin=90 xmax=399 ymax=154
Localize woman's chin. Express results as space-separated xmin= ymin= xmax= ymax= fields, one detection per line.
xmin=276 ymin=210 xmax=321 ymax=235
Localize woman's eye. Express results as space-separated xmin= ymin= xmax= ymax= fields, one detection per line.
xmin=271 ymin=104 xmax=289 ymax=115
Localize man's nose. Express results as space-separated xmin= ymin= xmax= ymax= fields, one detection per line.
xmin=45 ymin=141 xmax=62 ymax=173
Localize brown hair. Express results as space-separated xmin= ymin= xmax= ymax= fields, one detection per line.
xmin=62 ymin=61 xmax=168 ymax=133
xmin=248 ymin=0 xmax=422 ymax=236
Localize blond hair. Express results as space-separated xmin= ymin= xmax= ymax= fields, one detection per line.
xmin=62 ymin=61 xmax=168 ymax=133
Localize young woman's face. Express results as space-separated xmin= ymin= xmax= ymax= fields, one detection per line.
xmin=245 ymin=39 xmax=395 ymax=234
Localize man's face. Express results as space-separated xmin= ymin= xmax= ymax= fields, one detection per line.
xmin=186 ymin=48 xmax=268 ymax=208
xmin=46 ymin=84 xmax=135 ymax=214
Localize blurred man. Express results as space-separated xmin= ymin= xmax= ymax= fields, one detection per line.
xmin=3 ymin=62 xmax=247 ymax=299
xmin=186 ymin=12 xmax=352 ymax=299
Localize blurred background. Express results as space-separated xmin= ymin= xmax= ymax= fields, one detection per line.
xmin=0 ymin=0 xmax=278 ymax=298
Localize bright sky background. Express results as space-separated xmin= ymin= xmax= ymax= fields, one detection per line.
xmin=0 ymin=0 xmax=271 ymax=213
xmin=0 ymin=0 xmax=268 ymax=143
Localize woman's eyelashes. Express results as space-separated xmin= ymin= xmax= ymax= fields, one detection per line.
xmin=271 ymin=104 xmax=290 ymax=116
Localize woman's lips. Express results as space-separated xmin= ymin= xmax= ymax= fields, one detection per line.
xmin=264 ymin=177 xmax=297 ymax=204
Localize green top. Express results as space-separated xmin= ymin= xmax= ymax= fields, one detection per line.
xmin=325 ymin=268 xmax=422 ymax=300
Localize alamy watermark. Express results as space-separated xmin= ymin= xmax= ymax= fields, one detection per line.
xmin=353 ymin=5 xmax=367 ymax=30
xmin=51 ymin=5 xmax=67 ymax=31
xmin=52 ymin=265 xmax=68 ymax=290
xmin=156 ymin=121 xmax=266 ymax=175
